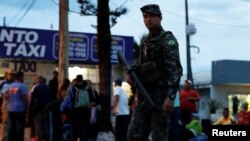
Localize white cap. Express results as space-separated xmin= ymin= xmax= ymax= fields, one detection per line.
xmin=185 ymin=80 xmax=193 ymax=85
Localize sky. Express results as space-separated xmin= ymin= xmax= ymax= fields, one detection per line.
xmin=1 ymin=0 xmax=250 ymax=84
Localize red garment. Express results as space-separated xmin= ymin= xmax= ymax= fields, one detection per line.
xmin=237 ymin=111 xmax=250 ymax=125
xmin=180 ymin=89 xmax=200 ymax=112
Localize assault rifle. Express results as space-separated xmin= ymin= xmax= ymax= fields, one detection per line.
xmin=117 ymin=51 xmax=158 ymax=109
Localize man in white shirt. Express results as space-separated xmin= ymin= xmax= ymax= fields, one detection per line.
xmin=112 ymin=78 xmax=130 ymax=141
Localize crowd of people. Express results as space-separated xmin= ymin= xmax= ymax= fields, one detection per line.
xmin=2 ymin=68 xmax=248 ymax=141
xmin=0 ymin=70 xmax=102 ymax=141
xmin=1 ymin=3 xmax=250 ymax=141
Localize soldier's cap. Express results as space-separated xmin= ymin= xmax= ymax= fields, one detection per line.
xmin=140 ymin=4 xmax=162 ymax=16
xmin=185 ymin=80 xmax=193 ymax=85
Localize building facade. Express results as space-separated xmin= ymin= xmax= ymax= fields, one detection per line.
xmin=196 ymin=60 xmax=250 ymax=121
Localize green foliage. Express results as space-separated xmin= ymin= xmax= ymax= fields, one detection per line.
xmin=206 ymin=99 xmax=226 ymax=113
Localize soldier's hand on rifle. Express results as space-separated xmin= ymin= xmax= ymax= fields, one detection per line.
xmin=162 ymin=97 xmax=174 ymax=113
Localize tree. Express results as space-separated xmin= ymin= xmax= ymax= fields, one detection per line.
xmin=77 ymin=0 xmax=127 ymax=28
xmin=97 ymin=0 xmax=113 ymax=131
xmin=206 ymin=98 xmax=226 ymax=114
xmin=77 ymin=0 xmax=127 ymax=131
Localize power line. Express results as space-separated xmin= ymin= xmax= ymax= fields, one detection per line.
xmin=118 ymin=0 xmax=129 ymax=9
xmin=161 ymin=11 xmax=250 ymax=28
xmin=137 ymin=0 xmax=250 ymax=28
xmin=15 ymin=0 xmax=36 ymax=27
xmin=128 ymin=0 xmax=152 ymax=26
xmin=50 ymin=0 xmax=81 ymax=15
xmin=7 ymin=0 xmax=32 ymax=26
xmin=110 ymin=0 xmax=129 ymax=10
xmin=187 ymin=18 xmax=250 ymax=28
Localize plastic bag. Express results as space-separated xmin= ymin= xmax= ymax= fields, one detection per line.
xmin=96 ymin=131 xmax=116 ymax=141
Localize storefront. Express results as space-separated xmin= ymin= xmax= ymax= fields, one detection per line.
xmin=193 ymin=60 xmax=250 ymax=122
xmin=0 ymin=26 xmax=134 ymax=91
xmin=211 ymin=60 xmax=250 ymax=117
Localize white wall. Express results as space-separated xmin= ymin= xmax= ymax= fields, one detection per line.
xmin=211 ymin=85 xmax=250 ymax=104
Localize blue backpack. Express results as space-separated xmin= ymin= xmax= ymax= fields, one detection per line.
xmin=60 ymin=86 xmax=74 ymax=113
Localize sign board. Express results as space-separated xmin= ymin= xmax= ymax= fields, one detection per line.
xmin=0 ymin=26 xmax=134 ymax=64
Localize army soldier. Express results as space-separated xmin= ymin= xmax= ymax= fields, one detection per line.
xmin=127 ymin=4 xmax=183 ymax=141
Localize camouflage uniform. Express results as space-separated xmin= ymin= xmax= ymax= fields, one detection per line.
xmin=127 ymin=4 xmax=183 ymax=141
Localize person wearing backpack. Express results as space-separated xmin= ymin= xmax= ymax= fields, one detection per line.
xmin=61 ymin=75 xmax=91 ymax=141
xmin=86 ymin=79 xmax=101 ymax=141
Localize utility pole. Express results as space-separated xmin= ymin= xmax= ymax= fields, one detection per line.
xmin=185 ymin=0 xmax=193 ymax=84
xmin=3 ymin=16 xmax=6 ymax=26
xmin=58 ymin=0 xmax=69 ymax=91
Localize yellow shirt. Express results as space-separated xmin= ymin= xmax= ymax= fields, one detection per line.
xmin=213 ymin=116 xmax=235 ymax=125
